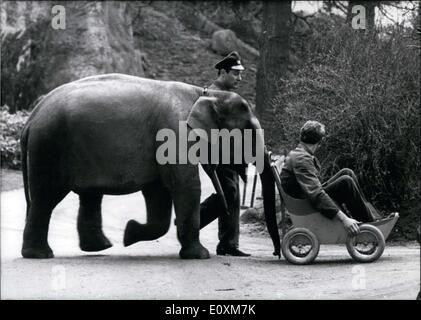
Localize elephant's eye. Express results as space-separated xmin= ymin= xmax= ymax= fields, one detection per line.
xmin=244 ymin=119 xmax=254 ymax=129
xmin=236 ymin=102 xmax=250 ymax=115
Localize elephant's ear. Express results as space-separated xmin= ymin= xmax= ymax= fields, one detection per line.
xmin=187 ymin=96 xmax=219 ymax=143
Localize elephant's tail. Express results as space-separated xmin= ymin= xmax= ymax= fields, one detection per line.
xmin=20 ymin=125 xmax=30 ymax=218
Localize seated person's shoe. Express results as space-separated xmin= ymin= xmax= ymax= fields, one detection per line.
xmin=216 ymin=246 xmax=251 ymax=257
xmin=373 ymin=211 xmax=398 ymax=221
xmin=386 ymin=212 xmax=399 ymax=219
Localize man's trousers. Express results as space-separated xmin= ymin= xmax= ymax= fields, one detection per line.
xmin=199 ymin=165 xmax=240 ymax=250
xmin=322 ymin=168 xmax=381 ymax=222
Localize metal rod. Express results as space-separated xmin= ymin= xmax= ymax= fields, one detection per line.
xmin=241 ymin=166 xmax=248 ymax=207
xmin=250 ymin=170 xmax=258 ymax=207
xmin=209 ymin=168 xmax=230 ymax=216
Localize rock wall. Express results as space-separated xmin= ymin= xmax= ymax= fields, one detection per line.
xmin=1 ymin=0 xmax=144 ymax=111
xmin=42 ymin=1 xmax=144 ymax=90
xmin=211 ymin=29 xmax=259 ymax=59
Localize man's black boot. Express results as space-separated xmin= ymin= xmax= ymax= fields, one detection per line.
xmin=216 ymin=246 xmax=251 ymax=257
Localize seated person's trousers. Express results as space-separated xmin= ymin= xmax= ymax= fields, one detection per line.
xmin=322 ymin=168 xmax=381 ymax=222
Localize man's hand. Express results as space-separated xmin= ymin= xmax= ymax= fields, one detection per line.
xmin=342 ymin=217 xmax=360 ymax=236
xmin=335 ymin=211 xmax=361 ymax=236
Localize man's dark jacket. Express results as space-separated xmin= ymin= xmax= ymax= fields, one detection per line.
xmin=280 ymin=143 xmax=339 ymax=219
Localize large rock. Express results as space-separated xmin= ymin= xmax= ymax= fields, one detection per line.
xmin=171 ymin=4 xmax=221 ymax=36
xmin=1 ymin=1 xmax=144 ymax=111
xmin=41 ymin=1 xmax=145 ymax=91
xmin=211 ymin=29 xmax=259 ymax=60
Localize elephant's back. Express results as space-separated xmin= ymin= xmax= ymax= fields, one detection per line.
xmin=29 ymin=74 xmax=201 ymax=122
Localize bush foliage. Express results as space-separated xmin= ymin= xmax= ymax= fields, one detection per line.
xmin=271 ymin=17 xmax=420 ymax=218
xmin=1 ymin=19 xmax=50 ymax=113
xmin=0 ymin=106 xmax=29 ymax=169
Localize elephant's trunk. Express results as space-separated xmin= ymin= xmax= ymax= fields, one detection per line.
xmin=207 ymin=166 xmax=229 ymax=215
xmin=260 ymin=150 xmax=281 ymax=257
xmin=250 ymin=118 xmax=281 ymax=257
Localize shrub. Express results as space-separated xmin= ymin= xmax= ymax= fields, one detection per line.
xmin=270 ymin=19 xmax=420 ymax=230
xmin=0 ymin=106 xmax=29 ymax=169
xmin=1 ymin=18 xmax=50 ymax=113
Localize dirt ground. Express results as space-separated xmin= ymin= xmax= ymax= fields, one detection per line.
xmin=1 ymin=168 xmax=419 ymax=300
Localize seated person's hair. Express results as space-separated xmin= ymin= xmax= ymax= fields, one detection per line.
xmin=300 ymin=120 xmax=326 ymax=144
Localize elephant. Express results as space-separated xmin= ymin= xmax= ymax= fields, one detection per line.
xmin=20 ymin=73 xmax=280 ymax=259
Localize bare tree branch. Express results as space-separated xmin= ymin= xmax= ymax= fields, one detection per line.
xmin=332 ymin=1 xmax=348 ymax=15
xmin=382 ymin=1 xmax=417 ymax=12
xmin=378 ymin=4 xmax=399 ymax=24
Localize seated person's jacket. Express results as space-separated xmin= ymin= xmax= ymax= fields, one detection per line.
xmin=280 ymin=143 xmax=339 ymax=219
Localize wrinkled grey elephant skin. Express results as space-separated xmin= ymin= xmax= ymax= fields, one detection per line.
xmin=20 ymin=73 xmax=277 ymax=259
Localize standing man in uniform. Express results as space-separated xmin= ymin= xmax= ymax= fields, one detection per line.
xmin=199 ymin=51 xmax=251 ymax=257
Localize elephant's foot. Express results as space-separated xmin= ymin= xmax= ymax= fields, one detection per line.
xmin=21 ymin=244 xmax=54 ymax=259
xmin=179 ymin=243 xmax=210 ymax=259
xmin=124 ymin=220 xmax=142 ymax=247
xmin=123 ymin=219 xmax=169 ymax=246
xmin=79 ymin=231 xmax=112 ymax=252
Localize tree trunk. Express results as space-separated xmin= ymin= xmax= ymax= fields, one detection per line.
xmin=255 ymin=1 xmax=292 ymax=149
xmin=256 ymin=1 xmax=291 ymax=146
xmin=347 ymin=1 xmax=377 ymax=30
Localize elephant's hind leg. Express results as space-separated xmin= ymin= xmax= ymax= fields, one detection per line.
xmin=22 ymin=190 xmax=69 ymax=259
xmin=77 ymin=193 xmax=112 ymax=252
xmin=124 ymin=179 xmax=172 ymax=246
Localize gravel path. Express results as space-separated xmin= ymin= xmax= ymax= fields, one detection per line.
xmin=1 ymin=168 xmax=419 ymax=300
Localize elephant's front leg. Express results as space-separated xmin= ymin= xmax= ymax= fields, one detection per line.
xmin=77 ymin=193 xmax=112 ymax=252
xmin=168 ymin=165 xmax=210 ymax=259
xmin=123 ymin=179 xmax=173 ymax=246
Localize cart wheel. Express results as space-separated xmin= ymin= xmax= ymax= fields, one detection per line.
xmin=346 ymin=224 xmax=385 ymax=263
xmin=281 ymin=228 xmax=320 ymax=265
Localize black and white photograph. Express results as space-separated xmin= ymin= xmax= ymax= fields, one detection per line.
xmin=0 ymin=0 xmax=420 ymax=306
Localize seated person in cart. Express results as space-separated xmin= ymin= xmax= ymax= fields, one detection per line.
xmin=280 ymin=120 xmax=385 ymax=236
